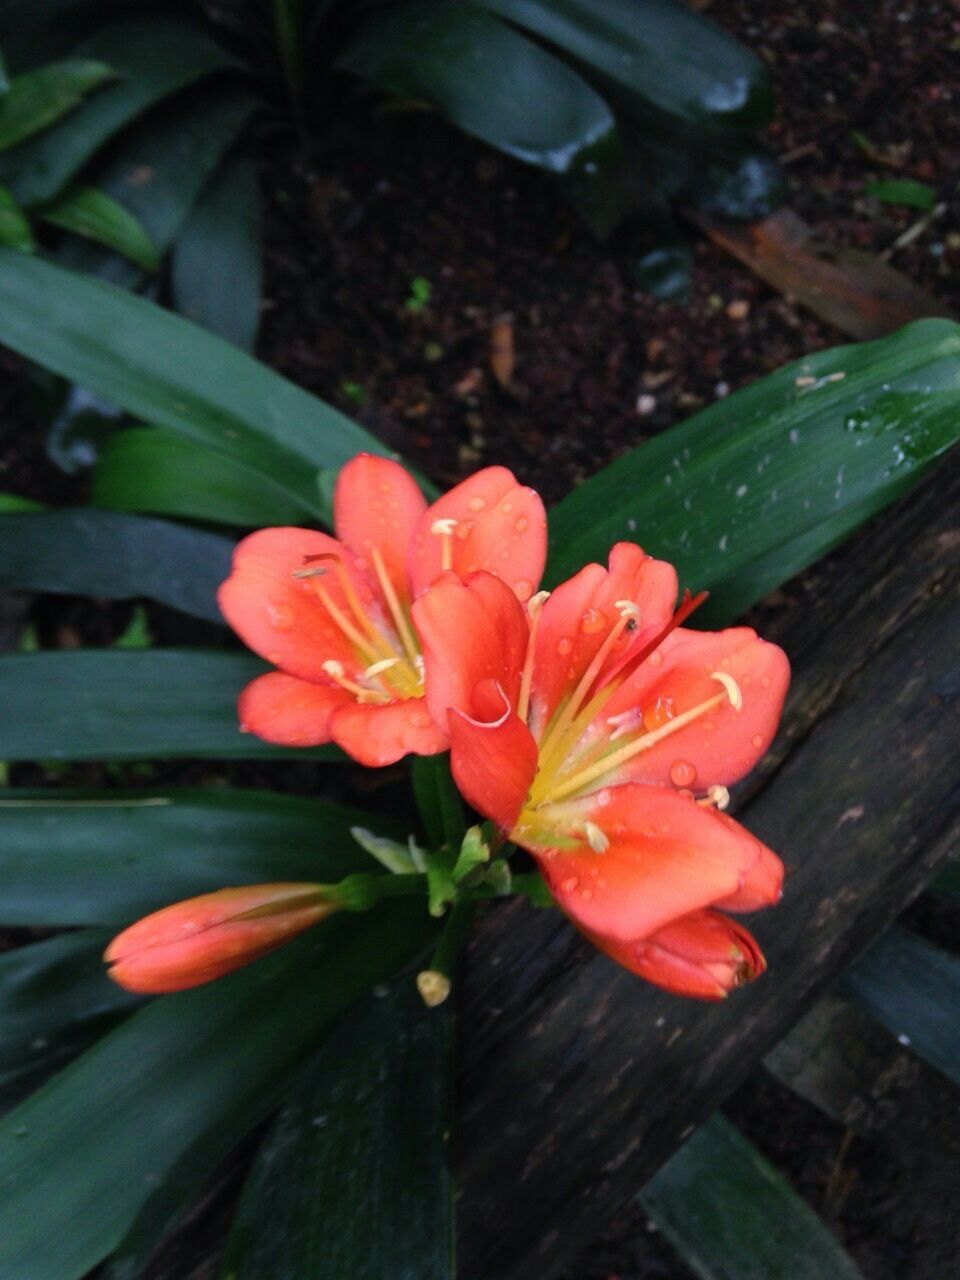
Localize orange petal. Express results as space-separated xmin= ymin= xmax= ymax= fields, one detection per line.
xmin=408 ymin=466 xmax=547 ymax=601
xmin=413 ymin=570 xmax=529 ymax=730
xmin=531 ymin=543 xmax=678 ymax=731
xmin=600 ymin=626 xmax=790 ymax=790
xmin=105 ymin=884 xmax=331 ymax=993
xmin=531 ymin=785 xmax=758 ymax=942
xmin=712 ymin=815 xmax=784 ymax=911
xmin=218 ymin=527 xmax=377 ymax=682
xmin=329 ymin=697 xmax=447 ymax=766
xmin=588 ymin=909 xmax=766 ymax=998
xmin=448 ymin=679 xmax=539 ymax=831
xmin=238 ymin=672 xmax=350 ymax=746
xmin=333 ymin=453 xmax=427 ymax=605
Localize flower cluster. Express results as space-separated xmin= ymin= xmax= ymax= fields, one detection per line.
xmin=106 ymin=455 xmax=789 ymax=1003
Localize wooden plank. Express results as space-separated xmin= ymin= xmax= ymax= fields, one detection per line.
xmin=455 ymin=451 xmax=960 ymax=1280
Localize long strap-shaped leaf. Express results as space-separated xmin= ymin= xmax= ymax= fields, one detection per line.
xmin=220 ymin=977 xmax=453 ymax=1280
xmin=0 ymin=649 xmax=341 ymax=761
xmin=0 ymin=250 xmax=396 ymax=521
xmin=0 ymin=509 xmax=234 ymax=622
xmin=0 ymin=903 xmax=436 ymax=1280
xmin=0 ymin=787 xmax=403 ymax=925
xmin=840 ymin=927 xmax=960 ymax=1088
xmin=546 ymin=318 xmax=960 ymax=599
xmin=639 ymin=1113 xmax=863 ymax=1280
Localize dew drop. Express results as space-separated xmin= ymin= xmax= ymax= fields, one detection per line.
xmin=647 ymin=650 xmax=664 ymax=668
xmin=501 ymin=501 xmax=513 ymax=514
xmin=456 ymin=520 xmax=474 ymax=540
xmin=410 ymin=711 xmax=431 ymax=728
xmin=468 ymin=496 xmax=486 ymax=511
xmin=560 ymin=876 xmax=579 ymax=893
xmin=670 ymin=759 xmax=697 ymax=788
xmin=596 ymin=788 xmax=612 ymax=808
xmin=752 ymin=733 xmax=764 ymax=748
xmin=557 ymin=637 xmax=573 ymax=656
xmin=580 ymin=888 xmax=594 ymax=901
xmin=378 ymin=481 xmax=392 ymax=493
xmin=267 ymin=603 xmax=294 ymax=631
xmin=514 ymin=578 xmax=533 ymax=601
xmin=581 ymin=607 xmax=606 ymax=634
xmin=643 ymin=695 xmax=676 ymax=733
xmin=514 ymin=514 xmax=529 ymax=533
xmin=760 ymin=676 xmax=771 ymax=689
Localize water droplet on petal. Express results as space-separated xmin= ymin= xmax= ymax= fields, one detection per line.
xmin=267 ymin=603 xmax=294 ymax=630
xmin=514 ymin=514 xmax=529 ymax=533
xmin=647 ymin=650 xmax=664 ymax=667
xmin=560 ymin=876 xmax=579 ymax=893
xmin=643 ymin=695 xmax=676 ymax=732
xmin=456 ymin=520 xmax=473 ymax=541
xmin=580 ymin=888 xmax=594 ymax=901
xmin=670 ymin=760 xmax=697 ymax=788
xmin=410 ymin=711 xmax=431 ymax=728
xmin=557 ymin=637 xmax=573 ymax=656
xmin=596 ymin=788 xmax=611 ymax=808
xmin=752 ymin=733 xmax=764 ymax=748
xmin=760 ymin=676 xmax=771 ymax=689
xmin=514 ymin=578 xmax=532 ymax=601
xmin=581 ymin=607 xmax=606 ymax=634
xmin=468 ymin=496 xmax=486 ymax=512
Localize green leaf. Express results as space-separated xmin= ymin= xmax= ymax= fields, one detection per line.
xmin=350 ymin=827 xmax=420 ymax=875
xmin=0 ymin=46 xmax=8 ymax=95
xmin=412 ymin=752 xmax=465 ymax=851
xmin=0 ymin=507 xmax=233 ymax=623
xmin=113 ymin=605 xmax=152 ymax=649
xmin=865 ymin=178 xmax=936 ymax=212
xmin=0 ymin=59 xmax=116 ymax=153
xmin=452 ymin=825 xmax=491 ymax=881
xmin=0 ymin=491 xmax=42 ymax=511
xmin=171 ymin=152 xmax=262 ymax=349
xmin=476 ymin=0 xmax=774 ymax=130
xmin=221 ymin=976 xmax=453 ymax=1280
xmin=0 ymin=787 xmax=400 ymax=926
xmin=91 ymin=426 xmax=307 ymax=527
xmin=0 ymin=902 xmax=436 ymax=1280
xmin=0 ymin=649 xmax=343 ymax=761
xmin=840 ymin=928 xmax=960 ymax=1088
xmin=546 ymin=319 xmax=960 ymax=607
xmin=0 ymin=21 xmax=235 ymax=205
xmin=640 ymin=1113 xmax=864 ymax=1280
xmin=0 ymin=788 xmax=396 ymax=926
xmin=0 ymin=182 xmax=33 ymax=250
xmin=0 ymin=931 xmax=141 ymax=1101
xmin=38 ymin=184 xmax=160 ymax=269
xmin=338 ymin=1 xmax=615 ymax=173
xmin=0 ymin=250 xmax=400 ymax=523
xmin=56 ymin=84 xmax=255 ymax=287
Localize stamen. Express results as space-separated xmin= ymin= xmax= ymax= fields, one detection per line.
xmin=291 ymin=565 xmax=327 ymax=579
xmin=430 ymin=517 xmax=458 ymax=572
xmin=697 ymin=784 xmax=731 ymax=811
xmin=517 ymin=593 xmax=549 ymax=725
xmin=583 ymin=820 xmax=609 ymax=852
xmin=370 ymin=546 xmax=421 ymax=670
xmin=321 ymin=659 xmax=390 ymax=704
xmin=364 ymin=657 xmax=400 ymax=678
xmin=606 ymin=708 xmax=642 ymax=742
xmin=710 ymin=671 xmax=742 ymax=710
xmin=311 ymin=583 xmax=382 ymax=665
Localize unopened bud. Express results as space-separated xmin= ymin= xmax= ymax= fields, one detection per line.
xmin=416 ymin=969 xmax=452 ymax=1007
xmin=104 ymin=883 xmax=335 ymax=994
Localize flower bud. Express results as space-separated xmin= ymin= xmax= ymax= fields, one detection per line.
xmin=104 ymin=883 xmax=335 ymax=994
xmin=590 ymin=908 xmax=766 ymax=1000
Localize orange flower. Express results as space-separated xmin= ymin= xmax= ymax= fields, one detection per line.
xmin=104 ymin=884 xmax=334 ymax=993
xmin=219 ymin=454 xmax=546 ymax=765
xmin=413 ymin=543 xmax=789 ymax=996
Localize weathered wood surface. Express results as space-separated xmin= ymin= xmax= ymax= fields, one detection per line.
xmin=455 ymin=450 xmax=960 ymax=1280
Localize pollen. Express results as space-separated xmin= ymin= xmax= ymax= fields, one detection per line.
xmin=615 ymin=599 xmax=641 ymax=620
xmin=583 ymin=821 xmax=609 ymax=853
xmin=710 ymin=671 xmax=743 ymax=710
xmin=430 ymin=518 xmax=458 ymax=536
xmin=322 ymin=660 xmax=345 ymax=678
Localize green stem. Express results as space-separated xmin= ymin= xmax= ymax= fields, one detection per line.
xmin=429 ymin=900 xmax=475 ymax=980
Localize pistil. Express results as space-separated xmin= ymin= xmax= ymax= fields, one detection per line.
xmin=321 ymin=660 xmax=391 ymax=704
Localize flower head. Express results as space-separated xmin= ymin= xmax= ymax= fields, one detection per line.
xmin=412 ymin=543 xmax=789 ymax=996
xmin=218 ymin=454 xmax=546 ymax=765
xmin=104 ymin=883 xmax=334 ymax=993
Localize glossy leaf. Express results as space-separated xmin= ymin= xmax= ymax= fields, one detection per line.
xmin=56 ymin=85 xmax=255 ymax=287
xmin=477 ymin=0 xmax=773 ymax=129
xmin=546 ymin=319 xmax=960 ymax=608
xmin=171 ymin=153 xmax=262 ymax=350
xmin=640 ymin=1113 xmax=863 ymax=1280
xmin=0 ymin=182 xmax=33 ymax=250
xmin=866 ymin=178 xmax=936 ymax=212
xmin=38 ymin=184 xmax=160 ymax=269
xmin=222 ymin=977 xmax=453 ymax=1280
xmin=91 ymin=426 xmax=307 ymax=526
xmin=0 ymin=59 xmax=115 ymax=153
xmin=0 ymin=21 xmax=234 ymax=205
xmin=0 ymin=902 xmax=436 ymax=1280
xmin=0 ymin=931 xmax=141 ymax=1100
xmin=0 ymin=508 xmax=232 ymax=622
xmin=412 ymin=753 xmax=466 ymax=852
xmin=338 ymin=1 xmax=615 ymax=173
xmin=0 ymin=649 xmax=341 ymax=761
xmin=840 ymin=928 xmax=960 ymax=1088
xmin=0 ymin=250 xmax=397 ymax=522
xmin=0 ymin=492 xmax=42 ymax=511
xmin=0 ymin=787 xmax=403 ymax=925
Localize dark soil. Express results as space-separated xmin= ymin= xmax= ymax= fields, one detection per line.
xmin=1 ymin=1 xmax=957 ymax=1277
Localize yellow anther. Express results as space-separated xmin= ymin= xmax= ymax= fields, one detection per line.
xmin=416 ymin=970 xmax=451 ymax=1007
xmin=615 ymin=599 xmax=641 ymax=620
xmin=708 ymin=784 xmax=731 ymax=810
xmin=430 ymin=518 xmax=458 ymax=536
xmin=527 ymin=590 xmax=551 ymax=616
xmin=364 ymin=657 xmax=400 ymax=678
xmin=322 ymin=660 xmax=344 ymax=678
xmin=583 ymin=820 xmax=609 ymax=853
xmin=710 ymin=671 xmax=742 ymax=710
